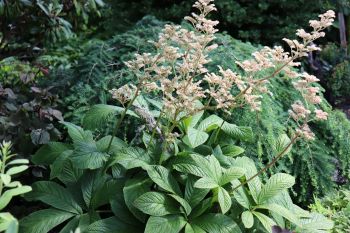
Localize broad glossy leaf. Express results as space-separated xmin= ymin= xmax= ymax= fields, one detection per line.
xmin=146 ymin=165 xmax=181 ymax=195
xmin=145 ymin=215 xmax=186 ymax=233
xmin=116 ymin=147 xmax=153 ymax=169
xmin=183 ymin=127 xmax=209 ymax=148
xmin=85 ymin=217 xmax=140 ymax=233
xmin=192 ymin=213 xmax=241 ymax=233
xmin=252 ymin=211 xmax=276 ymax=233
xmin=50 ymin=150 xmax=72 ymax=180
xmin=71 ymin=140 xmax=109 ymax=169
xmin=241 ymin=211 xmax=254 ymax=228
xmin=218 ymin=187 xmax=232 ymax=214
xmin=25 ymin=181 xmax=82 ymax=214
xmin=123 ymin=176 xmax=152 ymax=222
xmin=197 ymin=115 xmax=223 ymax=131
xmin=258 ymin=173 xmax=295 ymax=204
xmin=32 ymin=142 xmax=71 ymax=165
xmin=194 ymin=177 xmax=218 ymax=189
xmin=20 ymin=209 xmax=75 ymax=233
xmin=134 ymin=192 xmax=179 ymax=216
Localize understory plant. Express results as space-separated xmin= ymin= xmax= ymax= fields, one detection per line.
xmin=0 ymin=141 xmax=32 ymax=233
xmin=22 ymin=0 xmax=336 ymax=232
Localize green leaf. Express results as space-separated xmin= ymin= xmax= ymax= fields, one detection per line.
xmin=189 ymin=198 xmax=212 ymax=219
xmin=184 ymin=176 xmax=209 ymax=208
xmin=258 ymin=173 xmax=295 ymax=204
xmin=231 ymin=180 xmax=250 ymax=209
xmin=218 ymin=187 xmax=232 ymax=214
xmin=192 ymin=213 xmax=241 ymax=233
xmin=83 ymin=104 xmax=138 ymax=130
xmin=183 ymin=127 xmax=209 ymax=148
xmin=168 ymin=194 xmax=192 ymax=216
xmin=96 ymin=135 xmax=127 ymax=153
xmin=184 ymin=223 xmax=206 ymax=233
xmin=0 ymin=186 xmax=31 ymax=211
xmin=145 ymin=215 xmax=186 ymax=233
xmin=25 ymin=181 xmax=82 ymax=214
xmin=20 ymin=209 xmax=75 ymax=233
xmin=123 ymin=176 xmax=152 ymax=222
xmin=252 ymin=211 xmax=276 ymax=233
xmin=7 ymin=159 xmax=29 ymax=166
xmin=297 ymin=213 xmax=334 ymax=232
xmin=221 ymin=123 xmax=253 ymax=141
xmin=85 ymin=217 xmax=140 ymax=233
xmin=32 ymin=142 xmax=71 ymax=165
xmin=80 ymin=171 xmax=108 ymax=209
xmin=219 ymin=167 xmax=245 ymax=185
xmin=134 ymin=192 xmax=179 ymax=216
xmin=273 ymin=134 xmax=292 ymax=156
xmin=194 ymin=177 xmax=218 ymax=189
xmin=146 ymin=166 xmax=181 ymax=195
xmin=256 ymin=203 xmax=300 ymax=227
xmin=71 ymin=141 xmax=109 ymax=169
xmin=116 ymin=147 xmax=153 ymax=169
xmin=61 ymin=122 xmax=93 ymax=143
xmin=222 ymin=145 xmax=245 ymax=157
xmin=197 ymin=115 xmax=223 ymax=131
xmin=58 ymin=216 xmax=79 ymax=233
xmin=0 ymin=212 xmax=18 ymax=233
xmin=241 ymin=211 xmax=254 ymax=229
xmin=234 ymin=156 xmax=261 ymax=203
xmin=50 ymin=150 xmax=72 ymax=180
xmin=6 ymin=165 xmax=28 ymax=175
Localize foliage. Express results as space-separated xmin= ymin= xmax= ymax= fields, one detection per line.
xmin=0 ymin=57 xmax=63 ymax=155
xmin=0 ymin=141 xmax=32 ymax=233
xmin=310 ymin=189 xmax=350 ymax=233
xmin=0 ymin=0 xmax=105 ymax=57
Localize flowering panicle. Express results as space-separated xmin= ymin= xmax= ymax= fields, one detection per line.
xmin=111 ymin=0 xmax=335 ymax=141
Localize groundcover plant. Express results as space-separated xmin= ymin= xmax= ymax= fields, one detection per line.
xmin=5 ymin=0 xmax=339 ymax=232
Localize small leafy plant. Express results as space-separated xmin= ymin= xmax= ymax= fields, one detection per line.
xmin=0 ymin=141 xmax=32 ymax=233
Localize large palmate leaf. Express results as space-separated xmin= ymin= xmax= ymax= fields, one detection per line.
xmin=83 ymin=104 xmax=138 ymax=130
xmin=184 ymin=176 xmax=210 ymax=208
xmin=145 ymin=215 xmax=187 ymax=233
xmin=197 ymin=115 xmax=223 ymax=131
xmin=20 ymin=209 xmax=75 ymax=233
xmin=25 ymin=181 xmax=82 ymax=214
xmin=62 ymin=122 xmax=94 ymax=143
xmin=219 ymin=167 xmax=245 ymax=185
xmin=258 ymin=173 xmax=295 ymax=204
xmin=134 ymin=192 xmax=179 ymax=216
xmin=146 ymin=165 xmax=182 ymax=195
xmin=71 ymin=140 xmax=109 ymax=169
xmin=192 ymin=213 xmax=241 ymax=233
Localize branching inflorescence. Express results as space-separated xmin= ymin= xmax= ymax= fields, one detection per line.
xmin=109 ymin=0 xmax=334 ymax=143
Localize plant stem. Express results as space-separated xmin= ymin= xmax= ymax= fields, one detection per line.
xmin=106 ymin=86 xmax=141 ymax=153
xmin=231 ymin=134 xmax=299 ymax=194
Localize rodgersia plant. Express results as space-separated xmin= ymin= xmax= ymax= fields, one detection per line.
xmin=22 ymin=0 xmax=336 ymax=233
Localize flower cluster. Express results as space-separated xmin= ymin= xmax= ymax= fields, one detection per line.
xmin=111 ymin=0 xmax=334 ymax=141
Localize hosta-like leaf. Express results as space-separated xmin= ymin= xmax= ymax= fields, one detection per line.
xmin=241 ymin=211 xmax=254 ymax=228
xmin=218 ymin=187 xmax=232 ymax=214
xmin=145 ymin=215 xmax=187 ymax=233
xmin=192 ymin=213 xmax=241 ymax=233
xmin=85 ymin=217 xmax=140 ymax=233
xmin=194 ymin=177 xmax=218 ymax=189
xmin=20 ymin=209 xmax=75 ymax=233
xmin=134 ymin=192 xmax=179 ymax=216
xmin=32 ymin=142 xmax=71 ymax=165
xmin=258 ymin=173 xmax=295 ymax=204
xmin=219 ymin=167 xmax=245 ymax=185
xmin=183 ymin=127 xmax=209 ymax=148
xmin=253 ymin=211 xmax=276 ymax=233
xmin=25 ymin=181 xmax=82 ymax=214
xmin=116 ymin=147 xmax=153 ymax=169
xmin=83 ymin=104 xmax=138 ymax=130
xmin=146 ymin=165 xmax=181 ymax=195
